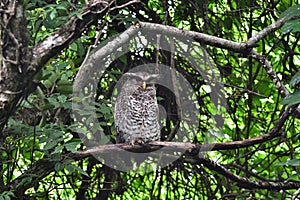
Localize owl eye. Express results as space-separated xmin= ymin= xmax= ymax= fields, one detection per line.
xmin=135 ymin=77 xmax=143 ymax=82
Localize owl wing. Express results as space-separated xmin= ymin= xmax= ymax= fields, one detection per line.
xmin=114 ymin=80 xmax=138 ymax=143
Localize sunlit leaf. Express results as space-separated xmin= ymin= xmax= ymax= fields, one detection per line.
xmin=65 ymin=142 xmax=80 ymax=153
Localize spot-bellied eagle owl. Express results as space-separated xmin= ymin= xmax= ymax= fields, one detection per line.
xmin=114 ymin=71 xmax=160 ymax=144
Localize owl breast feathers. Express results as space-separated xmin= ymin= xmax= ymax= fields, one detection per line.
xmin=114 ymin=72 xmax=160 ymax=144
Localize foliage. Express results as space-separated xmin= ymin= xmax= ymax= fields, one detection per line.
xmin=1 ymin=0 xmax=300 ymax=199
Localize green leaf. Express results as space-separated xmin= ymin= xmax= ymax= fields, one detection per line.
xmin=64 ymin=142 xmax=79 ymax=153
xmin=276 ymin=159 xmax=300 ymax=166
xmin=44 ymin=140 xmax=58 ymax=150
xmin=99 ymin=105 xmax=111 ymax=114
xmin=48 ymin=131 xmax=63 ymax=140
xmin=70 ymin=11 xmax=83 ymax=20
xmin=281 ymin=19 xmax=300 ymax=34
xmin=280 ymin=5 xmax=300 ymax=33
xmin=56 ymin=85 xmax=73 ymax=94
xmin=0 ymin=191 xmax=15 ymax=200
xmin=47 ymin=96 xmax=59 ymax=108
xmin=282 ymin=89 xmax=300 ymax=106
xmin=43 ymin=80 xmax=53 ymax=89
xmin=55 ymin=162 xmax=64 ymax=172
xmin=280 ymin=4 xmax=300 ymax=20
xmin=70 ymin=43 xmax=78 ymax=51
xmin=66 ymin=164 xmax=75 ymax=173
xmin=119 ymin=55 xmax=127 ymax=64
xmin=71 ymin=165 xmax=90 ymax=177
xmin=53 ymin=145 xmax=64 ymax=154
xmin=290 ymin=71 xmax=300 ymax=87
xmin=49 ymin=9 xmax=57 ymax=20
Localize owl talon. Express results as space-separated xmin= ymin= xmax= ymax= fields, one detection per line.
xmin=129 ymin=138 xmax=145 ymax=145
xmin=136 ymin=138 xmax=145 ymax=145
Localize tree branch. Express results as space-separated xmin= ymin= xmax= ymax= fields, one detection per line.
xmin=251 ymin=50 xmax=300 ymax=116
xmin=29 ymin=1 xmax=112 ymax=75
xmin=0 ymin=0 xmax=142 ymax=131
xmin=74 ymin=104 xmax=297 ymax=157
xmin=139 ymin=21 xmax=249 ymax=52
xmin=137 ymin=21 xmax=300 ymax=116
xmin=246 ymin=16 xmax=289 ymax=46
xmin=0 ymin=0 xmax=29 ymax=131
xmin=188 ymin=156 xmax=300 ymax=190
xmin=5 ymin=104 xmax=297 ymax=194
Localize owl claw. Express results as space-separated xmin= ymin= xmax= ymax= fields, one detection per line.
xmin=129 ymin=138 xmax=145 ymax=145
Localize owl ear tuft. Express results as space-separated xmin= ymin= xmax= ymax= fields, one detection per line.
xmin=123 ymin=72 xmax=136 ymax=78
xmin=123 ymin=71 xmax=160 ymax=82
xmin=149 ymin=74 xmax=160 ymax=79
xmin=147 ymin=74 xmax=160 ymax=83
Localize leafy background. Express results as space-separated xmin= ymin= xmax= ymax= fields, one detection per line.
xmin=1 ymin=0 xmax=300 ymax=199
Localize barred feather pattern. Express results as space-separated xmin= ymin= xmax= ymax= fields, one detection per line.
xmin=114 ymin=73 xmax=160 ymax=144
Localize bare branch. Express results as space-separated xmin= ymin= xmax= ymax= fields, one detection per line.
xmin=246 ymin=16 xmax=288 ymax=46
xmin=293 ymin=187 xmax=300 ymax=200
xmin=188 ymin=156 xmax=300 ymax=190
xmin=139 ymin=22 xmax=248 ymax=52
xmin=251 ymin=50 xmax=300 ymax=116
xmin=251 ymin=50 xmax=289 ymax=96
xmin=109 ymin=0 xmax=140 ymax=11
xmin=74 ymin=104 xmax=297 ymax=157
xmin=137 ymin=21 xmax=300 ymax=116
xmin=29 ymin=1 xmax=112 ymax=75
xmin=5 ymin=104 xmax=297 ymax=193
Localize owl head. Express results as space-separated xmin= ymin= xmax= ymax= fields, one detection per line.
xmin=124 ymin=71 xmax=160 ymax=90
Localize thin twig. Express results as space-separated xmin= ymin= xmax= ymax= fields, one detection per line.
xmin=224 ymin=83 xmax=268 ymax=98
xmin=292 ymin=187 xmax=300 ymax=200
xmin=109 ymin=0 xmax=140 ymax=11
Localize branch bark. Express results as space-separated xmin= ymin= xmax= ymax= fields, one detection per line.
xmin=188 ymin=156 xmax=300 ymax=190
xmin=0 ymin=0 xmax=141 ymax=131
xmin=74 ymin=104 xmax=297 ymax=157
xmin=4 ymin=104 xmax=297 ymax=194
xmin=0 ymin=0 xmax=30 ymax=131
xmin=1 ymin=1 xmax=299 ymax=196
xmin=137 ymin=20 xmax=300 ymax=115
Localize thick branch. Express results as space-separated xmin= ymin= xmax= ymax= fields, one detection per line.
xmin=139 ymin=22 xmax=249 ymax=52
xmin=5 ymin=105 xmax=296 ymax=193
xmin=74 ymin=105 xmax=297 ymax=157
xmin=246 ymin=16 xmax=289 ymax=46
xmin=30 ymin=0 xmax=141 ymax=74
xmin=0 ymin=0 xmax=29 ymax=131
xmin=251 ymin=50 xmax=288 ymax=96
xmin=138 ymin=15 xmax=290 ymax=53
xmin=0 ymin=0 xmax=141 ymax=131
xmin=29 ymin=1 xmax=112 ymax=75
xmin=137 ymin=21 xmax=300 ymax=116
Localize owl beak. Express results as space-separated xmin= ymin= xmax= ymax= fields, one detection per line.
xmin=141 ymin=81 xmax=146 ymax=90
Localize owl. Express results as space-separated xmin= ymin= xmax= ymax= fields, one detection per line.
xmin=114 ymin=71 xmax=160 ymax=144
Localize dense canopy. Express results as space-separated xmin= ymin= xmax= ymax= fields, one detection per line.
xmin=1 ymin=0 xmax=300 ymax=199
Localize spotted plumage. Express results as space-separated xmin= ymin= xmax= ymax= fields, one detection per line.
xmin=114 ymin=72 xmax=160 ymax=144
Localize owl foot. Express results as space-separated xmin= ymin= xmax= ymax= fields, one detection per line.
xmin=129 ymin=138 xmax=145 ymax=145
